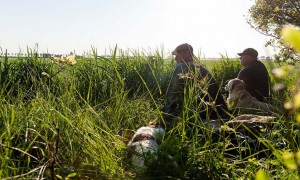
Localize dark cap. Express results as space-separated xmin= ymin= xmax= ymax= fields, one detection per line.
xmin=172 ymin=43 xmax=193 ymax=55
xmin=237 ymin=48 xmax=258 ymax=58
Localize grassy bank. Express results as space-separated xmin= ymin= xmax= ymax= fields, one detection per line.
xmin=0 ymin=48 xmax=299 ymax=179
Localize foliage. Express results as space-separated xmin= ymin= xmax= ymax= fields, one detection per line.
xmin=0 ymin=56 xmax=56 ymax=101
xmin=247 ymin=0 xmax=300 ymax=62
xmin=210 ymin=56 xmax=241 ymax=86
xmin=0 ymin=46 xmax=300 ymax=179
xmin=275 ymin=26 xmax=300 ymax=174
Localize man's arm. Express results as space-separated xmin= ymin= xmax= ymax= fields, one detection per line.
xmin=163 ymin=66 xmax=181 ymax=115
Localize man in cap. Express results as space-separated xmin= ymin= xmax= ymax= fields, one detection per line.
xmin=237 ymin=48 xmax=272 ymax=102
xmin=163 ymin=43 xmax=229 ymax=126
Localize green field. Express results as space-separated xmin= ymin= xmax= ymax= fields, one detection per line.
xmin=0 ymin=49 xmax=299 ymax=179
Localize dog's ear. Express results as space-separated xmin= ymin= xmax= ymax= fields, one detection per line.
xmin=131 ymin=134 xmax=142 ymax=143
xmin=226 ymin=79 xmax=237 ymax=92
xmin=230 ymin=80 xmax=237 ymax=91
xmin=226 ymin=79 xmax=240 ymax=92
xmin=224 ymin=79 xmax=230 ymax=91
xmin=224 ymin=84 xmax=229 ymax=91
xmin=231 ymin=79 xmax=247 ymax=91
xmin=127 ymin=143 xmax=136 ymax=150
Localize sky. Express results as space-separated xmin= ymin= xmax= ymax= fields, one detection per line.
xmin=0 ymin=0 xmax=274 ymax=58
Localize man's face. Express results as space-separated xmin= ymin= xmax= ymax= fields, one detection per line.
xmin=174 ymin=50 xmax=192 ymax=63
xmin=239 ymin=55 xmax=254 ymax=67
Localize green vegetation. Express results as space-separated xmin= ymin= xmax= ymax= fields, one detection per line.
xmin=247 ymin=0 xmax=300 ymax=63
xmin=0 ymin=44 xmax=299 ymax=179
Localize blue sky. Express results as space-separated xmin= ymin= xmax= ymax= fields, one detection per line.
xmin=0 ymin=0 xmax=274 ymax=58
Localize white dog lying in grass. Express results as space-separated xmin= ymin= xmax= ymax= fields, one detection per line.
xmin=225 ymin=78 xmax=275 ymax=113
xmin=127 ymin=122 xmax=165 ymax=169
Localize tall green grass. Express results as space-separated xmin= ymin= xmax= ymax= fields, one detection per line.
xmin=0 ymin=47 xmax=299 ymax=179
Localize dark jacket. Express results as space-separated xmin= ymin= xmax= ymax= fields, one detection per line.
xmin=237 ymin=60 xmax=272 ymax=102
xmin=164 ymin=61 xmax=229 ymax=120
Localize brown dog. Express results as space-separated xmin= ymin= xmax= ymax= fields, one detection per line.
xmin=225 ymin=78 xmax=274 ymax=112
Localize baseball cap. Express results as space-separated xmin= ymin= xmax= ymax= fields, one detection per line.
xmin=237 ymin=48 xmax=258 ymax=58
xmin=172 ymin=43 xmax=193 ymax=55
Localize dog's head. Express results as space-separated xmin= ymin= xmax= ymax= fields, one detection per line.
xmin=225 ymin=78 xmax=252 ymax=109
xmin=127 ymin=123 xmax=165 ymax=169
xmin=225 ymin=78 xmax=246 ymax=92
xmin=127 ymin=124 xmax=165 ymax=149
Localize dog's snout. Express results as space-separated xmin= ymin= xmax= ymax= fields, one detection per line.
xmin=224 ymin=81 xmax=231 ymax=91
xmin=224 ymin=79 xmax=233 ymax=92
xmin=224 ymin=84 xmax=229 ymax=91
